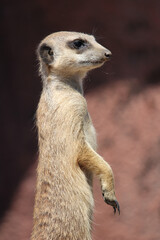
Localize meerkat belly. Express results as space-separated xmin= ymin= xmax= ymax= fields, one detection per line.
xmin=33 ymin=165 xmax=93 ymax=239
xmin=80 ymin=112 xmax=96 ymax=206
xmin=84 ymin=112 xmax=97 ymax=151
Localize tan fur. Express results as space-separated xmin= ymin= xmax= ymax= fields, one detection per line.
xmin=31 ymin=31 xmax=119 ymax=240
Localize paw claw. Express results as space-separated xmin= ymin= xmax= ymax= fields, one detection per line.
xmin=103 ymin=197 xmax=120 ymax=215
xmin=113 ymin=206 xmax=116 ymax=214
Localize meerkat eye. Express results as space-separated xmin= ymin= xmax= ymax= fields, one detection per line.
xmin=72 ymin=39 xmax=86 ymax=49
xmin=68 ymin=39 xmax=88 ymax=50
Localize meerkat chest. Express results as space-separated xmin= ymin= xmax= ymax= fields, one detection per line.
xmin=83 ymin=112 xmax=97 ymax=151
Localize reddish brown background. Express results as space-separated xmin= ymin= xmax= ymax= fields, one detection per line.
xmin=1 ymin=1 xmax=160 ymax=239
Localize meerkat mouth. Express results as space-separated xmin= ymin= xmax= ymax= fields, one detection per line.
xmin=80 ymin=59 xmax=106 ymax=65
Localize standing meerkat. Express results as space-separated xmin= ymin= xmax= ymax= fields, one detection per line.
xmin=31 ymin=31 xmax=120 ymax=240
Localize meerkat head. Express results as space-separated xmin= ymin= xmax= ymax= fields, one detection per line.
xmin=37 ymin=31 xmax=112 ymax=79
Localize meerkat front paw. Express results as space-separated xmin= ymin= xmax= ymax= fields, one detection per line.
xmin=102 ymin=190 xmax=120 ymax=215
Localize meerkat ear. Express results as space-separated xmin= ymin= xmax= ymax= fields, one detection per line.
xmin=38 ymin=43 xmax=54 ymax=64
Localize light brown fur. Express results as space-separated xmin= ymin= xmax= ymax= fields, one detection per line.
xmin=31 ymin=31 xmax=119 ymax=240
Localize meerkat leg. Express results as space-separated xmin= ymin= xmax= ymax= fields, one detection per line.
xmin=78 ymin=142 xmax=120 ymax=214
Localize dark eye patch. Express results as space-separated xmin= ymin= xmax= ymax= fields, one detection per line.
xmin=72 ymin=39 xmax=86 ymax=49
xmin=67 ymin=38 xmax=90 ymax=51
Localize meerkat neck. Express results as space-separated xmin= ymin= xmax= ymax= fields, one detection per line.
xmin=43 ymin=72 xmax=86 ymax=95
xmin=63 ymin=77 xmax=84 ymax=94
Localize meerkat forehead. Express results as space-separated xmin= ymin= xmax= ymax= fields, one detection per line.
xmin=41 ymin=31 xmax=95 ymax=45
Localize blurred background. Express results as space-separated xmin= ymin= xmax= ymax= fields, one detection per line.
xmin=1 ymin=0 xmax=160 ymax=239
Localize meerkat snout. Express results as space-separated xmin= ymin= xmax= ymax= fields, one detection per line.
xmin=105 ymin=50 xmax=112 ymax=59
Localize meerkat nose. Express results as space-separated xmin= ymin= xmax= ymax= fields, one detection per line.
xmin=105 ymin=51 xmax=112 ymax=59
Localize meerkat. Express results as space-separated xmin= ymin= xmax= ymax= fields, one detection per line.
xmin=31 ymin=31 xmax=120 ymax=240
